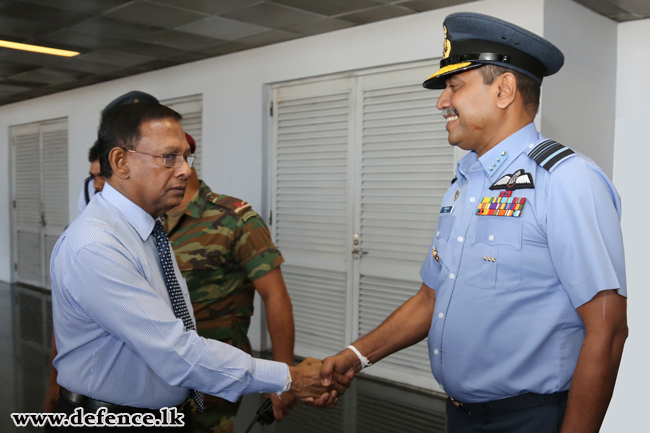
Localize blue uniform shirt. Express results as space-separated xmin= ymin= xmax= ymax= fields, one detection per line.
xmin=51 ymin=183 xmax=288 ymax=409
xmin=420 ymin=123 xmax=626 ymax=403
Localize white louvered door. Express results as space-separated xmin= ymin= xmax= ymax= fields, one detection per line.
xmin=270 ymin=60 xmax=456 ymax=392
xmin=271 ymin=78 xmax=355 ymax=361
xmin=161 ymin=95 xmax=203 ymax=177
xmin=353 ymin=65 xmax=452 ymax=391
xmin=11 ymin=118 xmax=69 ymax=290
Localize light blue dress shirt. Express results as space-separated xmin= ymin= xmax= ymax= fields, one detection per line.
xmin=51 ymin=182 xmax=288 ymax=409
xmin=420 ymin=123 xmax=626 ymax=403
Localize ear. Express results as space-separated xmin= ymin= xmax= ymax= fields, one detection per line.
xmin=109 ymin=147 xmax=130 ymax=179
xmin=495 ymin=72 xmax=517 ymax=110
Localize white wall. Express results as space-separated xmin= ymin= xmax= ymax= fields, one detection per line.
xmin=0 ymin=0 xmax=544 ymax=348
xmin=604 ymin=18 xmax=650 ymax=433
xmin=542 ymin=0 xmax=618 ymax=178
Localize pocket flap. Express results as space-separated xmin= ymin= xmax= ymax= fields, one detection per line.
xmin=436 ymin=214 xmax=456 ymax=241
xmin=472 ymin=218 xmax=522 ymax=250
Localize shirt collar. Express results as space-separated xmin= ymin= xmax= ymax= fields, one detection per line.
xmin=478 ymin=122 xmax=540 ymax=178
xmin=102 ymin=182 xmax=156 ymax=241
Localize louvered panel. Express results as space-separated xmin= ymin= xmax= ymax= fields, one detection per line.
xmin=180 ymin=112 xmax=202 ymax=178
xmin=283 ymin=265 xmax=346 ymax=355
xmin=360 ymin=85 xmax=452 ymax=263
xmin=42 ymin=129 xmax=69 ymax=229
xmin=359 ymin=276 xmax=431 ymax=376
xmin=357 ymin=392 xmax=446 ymax=433
xmin=14 ymin=133 xmax=41 ymax=227
xmin=17 ymin=231 xmax=41 ymax=284
xmin=275 ymin=92 xmax=349 ymax=257
xmin=161 ymin=94 xmax=203 ymax=178
xmin=44 ymin=235 xmax=60 ymax=288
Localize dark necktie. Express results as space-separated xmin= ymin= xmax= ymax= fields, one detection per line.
xmin=152 ymin=220 xmax=204 ymax=412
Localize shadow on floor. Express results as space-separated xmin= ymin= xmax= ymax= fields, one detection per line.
xmin=0 ymin=282 xmax=447 ymax=433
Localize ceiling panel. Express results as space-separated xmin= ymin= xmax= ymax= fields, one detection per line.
xmin=105 ymin=1 xmax=209 ymax=27
xmin=572 ymin=0 xmax=647 ymax=21
xmin=26 ymin=0 xmax=131 ymax=15
xmin=139 ymin=30 xmax=225 ymax=50
xmin=70 ymin=16 xmax=164 ymax=39
xmin=237 ymin=29 xmax=302 ymax=47
xmin=284 ymin=17 xmax=357 ymax=36
xmin=42 ymin=29 xmax=127 ymax=51
xmin=271 ymin=0 xmax=382 ymax=16
xmin=0 ymin=60 xmax=40 ymax=77
xmin=0 ymin=0 xmax=641 ymax=106
xmin=222 ymin=2 xmax=324 ymax=29
xmin=0 ymin=1 xmax=90 ymax=26
xmin=148 ymin=0 xmax=261 ymax=15
xmin=339 ymin=5 xmax=416 ymax=25
xmin=177 ymin=16 xmax=271 ymax=40
xmin=11 ymin=66 xmax=90 ymax=85
xmin=110 ymin=41 xmax=186 ymax=58
xmin=78 ymin=50 xmax=155 ymax=67
xmin=0 ymin=16 xmax=61 ymax=39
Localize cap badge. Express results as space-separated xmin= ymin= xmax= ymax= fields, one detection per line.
xmin=443 ymin=26 xmax=451 ymax=59
xmin=133 ymin=98 xmax=140 ymax=103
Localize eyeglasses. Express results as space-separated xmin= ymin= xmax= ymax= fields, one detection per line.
xmin=126 ymin=149 xmax=196 ymax=168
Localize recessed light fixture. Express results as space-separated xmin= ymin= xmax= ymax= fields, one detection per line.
xmin=0 ymin=40 xmax=80 ymax=57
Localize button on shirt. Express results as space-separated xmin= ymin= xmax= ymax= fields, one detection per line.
xmin=420 ymin=123 xmax=626 ymax=403
xmin=51 ymin=183 xmax=288 ymax=409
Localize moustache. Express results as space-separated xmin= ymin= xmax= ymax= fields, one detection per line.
xmin=442 ymin=107 xmax=459 ymax=117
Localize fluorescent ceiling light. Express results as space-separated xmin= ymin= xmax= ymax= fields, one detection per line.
xmin=0 ymin=40 xmax=79 ymax=57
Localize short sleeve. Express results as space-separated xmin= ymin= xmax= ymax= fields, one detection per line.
xmin=546 ymin=159 xmax=627 ymax=308
xmin=233 ymin=212 xmax=284 ymax=281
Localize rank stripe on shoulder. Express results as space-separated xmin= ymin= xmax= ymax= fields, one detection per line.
xmin=528 ymin=139 xmax=575 ymax=171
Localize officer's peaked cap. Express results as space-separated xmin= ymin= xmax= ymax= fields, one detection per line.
xmin=423 ymin=13 xmax=564 ymax=90
xmin=101 ymin=90 xmax=160 ymax=117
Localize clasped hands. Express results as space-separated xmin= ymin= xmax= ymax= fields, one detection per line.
xmin=287 ymin=348 xmax=363 ymax=408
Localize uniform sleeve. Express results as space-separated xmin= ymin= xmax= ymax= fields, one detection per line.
xmin=233 ymin=211 xmax=284 ymax=281
xmin=546 ymin=159 xmax=627 ymax=308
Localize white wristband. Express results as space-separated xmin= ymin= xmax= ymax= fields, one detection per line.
xmin=347 ymin=345 xmax=372 ymax=369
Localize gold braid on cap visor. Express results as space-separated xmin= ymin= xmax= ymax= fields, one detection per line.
xmin=427 ymin=62 xmax=472 ymax=80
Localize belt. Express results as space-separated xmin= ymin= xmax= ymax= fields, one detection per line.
xmin=61 ymin=388 xmax=192 ymax=414
xmin=449 ymin=391 xmax=569 ymax=416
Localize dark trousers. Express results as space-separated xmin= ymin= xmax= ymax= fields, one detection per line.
xmin=446 ymin=392 xmax=568 ymax=433
xmin=44 ymin=395 xmax=193 ymax=433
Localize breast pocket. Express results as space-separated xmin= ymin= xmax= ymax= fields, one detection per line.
xmin=464 ymin=218 xmax=523 ymax=290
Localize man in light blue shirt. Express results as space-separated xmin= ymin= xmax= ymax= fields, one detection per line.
xmin=49 ymin=102 xmax=344 ymax=431
xmin=320 ymin=13 xmax=627 ymax=433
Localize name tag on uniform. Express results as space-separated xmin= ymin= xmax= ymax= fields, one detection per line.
xmin=440 ymin=206 xmax=454 ymax=214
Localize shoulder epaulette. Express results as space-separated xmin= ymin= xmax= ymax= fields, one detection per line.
xmin=528 ymin=139 xmax=576 ymax=172
xmin=207 ymin=194 xmax=259 ymax=222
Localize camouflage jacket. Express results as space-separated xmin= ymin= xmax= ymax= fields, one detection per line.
xmin=162 ymin=181 xmax=284 ymax=347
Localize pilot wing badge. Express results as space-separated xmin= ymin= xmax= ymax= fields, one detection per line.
xmin=489 ymin=169 xmax=535 ymax=191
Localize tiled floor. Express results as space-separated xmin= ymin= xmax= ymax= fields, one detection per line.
xmin=0 ymin=282 xmax=447 ymax=432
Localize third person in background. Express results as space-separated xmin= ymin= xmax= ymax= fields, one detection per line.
xmin=162 ymin=133 xmax=296 ymax=433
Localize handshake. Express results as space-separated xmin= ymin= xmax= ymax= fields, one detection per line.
xmin=287 ymin=347 xmax=365 ymax=408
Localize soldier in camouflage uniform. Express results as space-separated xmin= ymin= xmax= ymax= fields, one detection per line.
xmin=162 ymin=134 xmax=296 ymax=433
